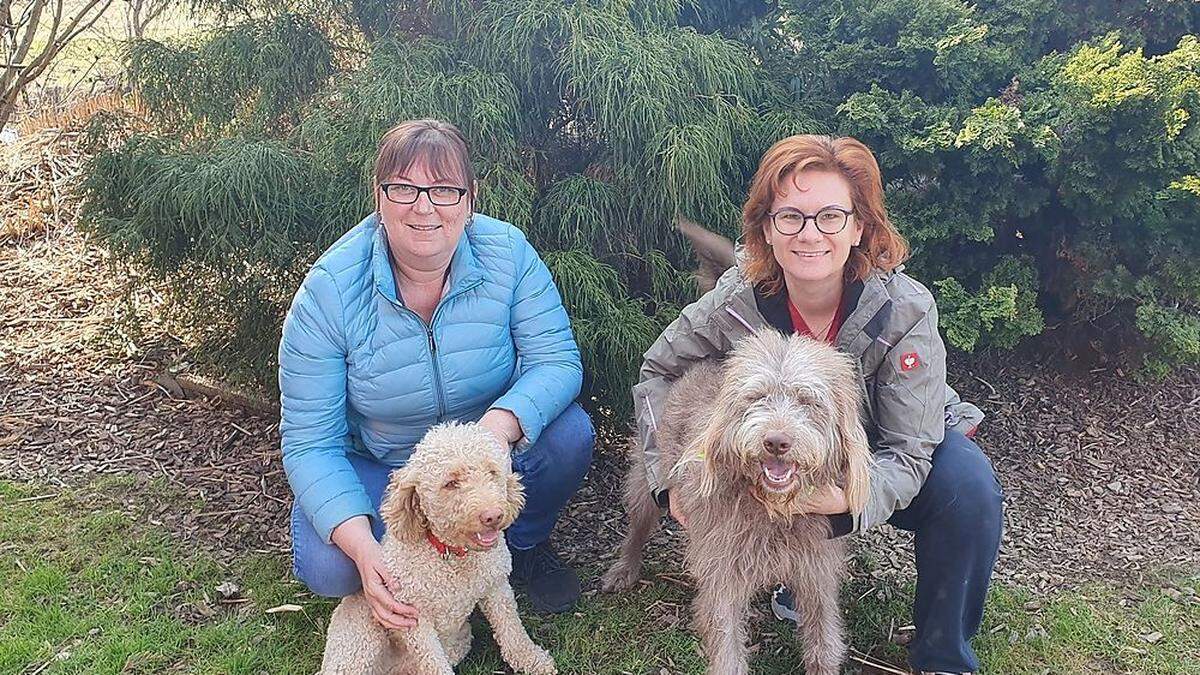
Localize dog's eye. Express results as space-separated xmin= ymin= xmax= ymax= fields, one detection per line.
xmin=442 ymin=479 xmax=460 ymax=490
xmin=489 ymin=468 xmax=499 ymax=477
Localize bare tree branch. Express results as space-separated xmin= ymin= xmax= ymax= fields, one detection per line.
xmin=127 ymin=0 xmax=173 ymax=39
xmin=1 ymin=0 xmax=115 ymax=129
xmin=6 ymin=0 xmax=47 ymax=77
xmin=21 ymin=0 xmax=114 ymax=88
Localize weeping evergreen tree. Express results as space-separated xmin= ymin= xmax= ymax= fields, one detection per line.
xmin=85 ymin=1 xmax=784 ymax=417
xmin=82 ymin=0 xmax=1200 ymax=420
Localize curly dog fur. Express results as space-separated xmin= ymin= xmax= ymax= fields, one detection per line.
xmin=602 ymin=332 xmax=872 ymax=675
xmin=320 ymin=422 xmax=556 ymax=675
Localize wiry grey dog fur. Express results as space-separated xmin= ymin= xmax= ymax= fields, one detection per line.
xmin=601 ymin=331 xmax=873 ymax=675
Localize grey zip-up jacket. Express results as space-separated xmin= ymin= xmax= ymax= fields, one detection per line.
xmin=633 ymin=262 xmax=983 ymax=534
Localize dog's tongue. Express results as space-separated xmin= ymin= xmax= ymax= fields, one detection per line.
xmin=762 ymin=457 xmax=792 ymax=480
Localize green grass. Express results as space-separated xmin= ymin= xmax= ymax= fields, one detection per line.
xmin=973 ymin=582 xmax=1200 ymax=674
xmin=1 ymin=478 xmax=1197 ymax=674
xmin=0 ymin=479 xmax=328 ymax=674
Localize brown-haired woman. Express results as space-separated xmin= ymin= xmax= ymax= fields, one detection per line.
xmin=280 ymin=119 xmax=594 ymax=622
xmin=633 ymin=134 xmax=1002 ymax=675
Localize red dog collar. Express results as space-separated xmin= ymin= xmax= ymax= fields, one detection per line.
xmin=426 ymin=531 xmax=468 ymax=560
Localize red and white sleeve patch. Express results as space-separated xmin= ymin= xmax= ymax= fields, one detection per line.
xmin=900 ymin=352 xmax=921 ymax=372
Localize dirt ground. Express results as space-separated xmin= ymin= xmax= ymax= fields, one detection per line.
xmin=3 ymin=218 xmax=1198 ymax=604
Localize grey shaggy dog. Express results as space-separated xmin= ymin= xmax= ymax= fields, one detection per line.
xmin=601 ymin=331 xmax=873 ymax=675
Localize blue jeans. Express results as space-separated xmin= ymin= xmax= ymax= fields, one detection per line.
xmin=291 ymin=403 xmax=595 ymax=597
xmin=888 ymin=429 xmax=1004 ymax=673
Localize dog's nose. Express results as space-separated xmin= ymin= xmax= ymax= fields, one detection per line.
xmin=763 ymin=432 xmax=792 ymax=456
xmin=479 ymin=508 xmax=503 ymax=528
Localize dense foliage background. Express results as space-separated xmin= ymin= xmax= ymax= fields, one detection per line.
xmin=80 ymin=0 xmax=1200 ymax=418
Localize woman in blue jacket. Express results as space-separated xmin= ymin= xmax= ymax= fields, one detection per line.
xmin=279 ymin=119 xmax=594 ymax=623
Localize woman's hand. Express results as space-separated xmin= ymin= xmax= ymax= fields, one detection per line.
xmin=794 ymin=485 xmax=849 ymax=515
xmin=479 ymin=408 xmax=523 ymax=449
xmin=667 ymin=492 xmax=696 ymax=528
xmin=668 ymin=493 xmax=688 ymax=529
xmin=352 ymin=541 xmax=420 ymax=629
xmin=332 ymin=516 xmax=420 ymax=629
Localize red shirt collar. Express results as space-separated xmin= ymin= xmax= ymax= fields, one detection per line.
xmin=786 ymin=295 xmax=845 ymax=343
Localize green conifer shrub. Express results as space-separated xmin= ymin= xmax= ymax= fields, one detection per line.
xmin=81 ymin=0 xmax=1200 ymax=419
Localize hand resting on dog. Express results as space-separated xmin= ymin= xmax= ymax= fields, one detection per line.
xmin=332 ymin=515 xmax=419 ymax=629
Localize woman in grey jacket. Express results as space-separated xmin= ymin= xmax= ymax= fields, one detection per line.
xmin=636 ymin=135 xmax=1002 ymax=675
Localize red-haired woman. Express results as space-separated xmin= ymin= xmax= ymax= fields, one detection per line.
xmin=635 ymin=135 xmax=1002 ymax=675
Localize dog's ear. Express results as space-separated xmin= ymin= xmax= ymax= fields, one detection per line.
xmin=687 ymin=393 xmax=738 ymax=498
xmin=379 ymin=467 xmax=426 ymax=541
xmin=504 ymin=469 xmax=526 ymax=523
xmin=834 ymin=388 xmax=873 ymax=514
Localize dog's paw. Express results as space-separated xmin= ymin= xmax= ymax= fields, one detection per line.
xmin=600 ymin=561 xmax=640 ymax=593
xmin=517 ymin=647 xmax=557 ymax=675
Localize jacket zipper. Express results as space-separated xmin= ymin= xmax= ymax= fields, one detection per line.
xmin=383 ymin=277 xmax=479 ymax=423
xmin=422 ymin=277 xmax=484 ymax=422
xmin=426 ymin=324 xmax=445 ymax=420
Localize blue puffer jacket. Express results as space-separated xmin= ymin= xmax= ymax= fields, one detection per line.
xmin=279 ymin=213 xmax=583 ymax=542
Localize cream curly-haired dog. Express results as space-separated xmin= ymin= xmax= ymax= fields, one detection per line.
xmin=602 ymin=331 xmax=872 ymax=675
xmin=320 ymin=422 xmax=556 ymax=675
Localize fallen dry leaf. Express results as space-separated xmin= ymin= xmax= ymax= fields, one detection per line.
xmin=265 ymin=603 xmax=304 ymax=614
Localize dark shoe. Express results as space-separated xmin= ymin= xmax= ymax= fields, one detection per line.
xmin=770 ymin=584 xmax=800 ymax=623
xmin=509 ymin=541 xmax=581 ymax=614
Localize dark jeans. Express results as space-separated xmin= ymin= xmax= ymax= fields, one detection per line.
xmin=290 ymin=403 xmax=595 ymax=597
xmin=888 ymin=429 xmax=1004 ymax=673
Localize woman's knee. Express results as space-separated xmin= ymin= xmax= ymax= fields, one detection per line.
xmin=561 ymin=404 xmax=596 ymax=478
xmin=291 ymin=507 xmax=362 ymax=598
xmin=293 ymin=543 xmax=361 ymax=597
xmin=529 ymin=403 xmax=595 ymax=482
xmin=926 ymin=431 xmax=1004 ymax=524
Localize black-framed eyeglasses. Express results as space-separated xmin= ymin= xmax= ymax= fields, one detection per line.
xmin=379 ymin=182 xmax=468 ymax=206
xmin=767 ymin=206 xmax=855 ymax=236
